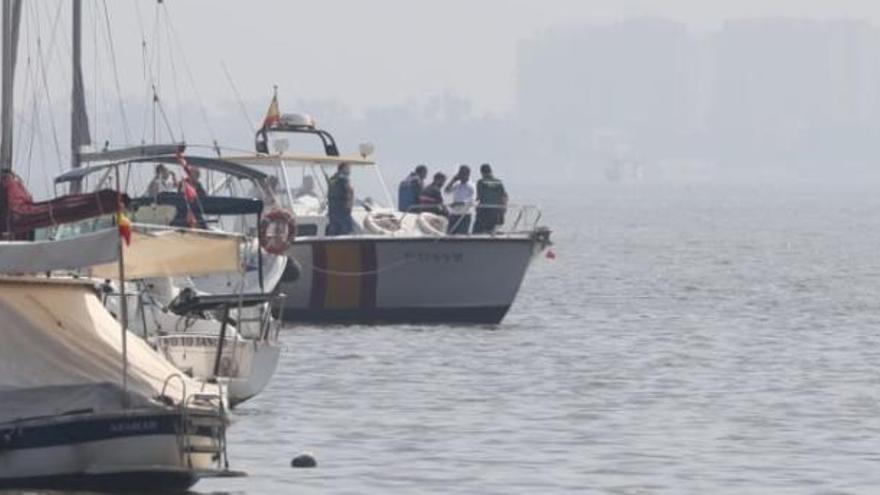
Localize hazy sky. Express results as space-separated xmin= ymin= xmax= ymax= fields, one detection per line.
xmin=10 ymin=0 xmax=880 ymax=194
xmin=64 ymin=0 xmax=880 ymax=115
xmin=13 ymin=0 xmax=880 ymax=133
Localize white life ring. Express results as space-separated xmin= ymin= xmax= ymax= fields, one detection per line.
xmin=363 ymin=212 xmax=402 ymax=235
xmin=416 ymin=213 xmax=448 ymax=236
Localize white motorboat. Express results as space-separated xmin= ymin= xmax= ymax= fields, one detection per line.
xmin=224 ymin=108 xmax=553 ymax=324
xmin=116 ymin=279 xmax=283 ymax=406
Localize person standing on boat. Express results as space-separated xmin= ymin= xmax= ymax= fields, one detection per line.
xmin=326 ymin=162 xmax=355 ymax=236
xmin=398 ymin=164 xmax=428 ymax=212
xmin=473 ymin=163 xmax=508 ymax=234
xmin=443 ymin=165 xmax=475 ymax=234
xmin=145 ymin=164 xmax=176 ymax=197
xmin=415 ymin=172 xmax=448 ymax=216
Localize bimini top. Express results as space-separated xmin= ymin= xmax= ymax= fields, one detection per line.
xmin=55 ymin=154 xmax=269 ymax=185
xmin=224 ymin=153 xmax=375 ymax=167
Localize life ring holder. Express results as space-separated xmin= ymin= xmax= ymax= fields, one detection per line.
xmin=259 ymin=209 xmax=297 ymax=255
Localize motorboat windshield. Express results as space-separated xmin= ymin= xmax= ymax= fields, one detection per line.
xmin=225 ymin=153 xmax=393 ymax=215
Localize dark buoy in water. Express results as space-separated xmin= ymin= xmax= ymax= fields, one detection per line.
xmin=291 ymin=453 xmax=317 ymax=468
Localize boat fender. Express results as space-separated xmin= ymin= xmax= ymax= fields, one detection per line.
xmin=281 ymin=257 xmax=302 ymax=283
xmin=363 ymin=212 xmax=402 ymax=235
xmin=416 ymin=213 xmax=448 ymax=237
xmin=259 ymin=209 xmax=297 ymax=256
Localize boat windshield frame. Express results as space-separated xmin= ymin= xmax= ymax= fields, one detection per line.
xmin=54 ymin=154 xmax=269 ymax=185
xmin=224 ymin=154 xmax=394 ymax=212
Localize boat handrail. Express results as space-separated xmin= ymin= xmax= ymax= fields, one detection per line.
xmin=400 ymin=202 xmax=543 ymax=234
xmin=160 ymin=373 xmax=188 ymax=407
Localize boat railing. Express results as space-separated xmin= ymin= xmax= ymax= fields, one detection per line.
xmin=400 ymin=204 xmax=543 ymax=233
xmin=488 ymin=203 xmax=543 ymax=234
xmin=400 ymin=202 xmax=543 ymax=235
xmin=161 ymin=373 xmax=188 ymax=407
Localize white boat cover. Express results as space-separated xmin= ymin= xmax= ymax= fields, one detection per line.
xmin=0 ymin=383 xmax=161 ymax=424
xmin=225 ymin=153 xmax=375 ymax=167
xmin=91 ymin=226 xmax=242 ymax=280
xmin=0 ymin=229 xmax=119 ymax=274
xmin=0 ymin=226 xmax=242 ymax=279
xmin=0 ymin=278 xmax=216 ymax=423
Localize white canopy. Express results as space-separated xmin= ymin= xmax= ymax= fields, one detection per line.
xmin=0 ymin=278 xmax=215 ymax=422
xmin=0 ymin=226 xmax=242 ymax=279
xmin=225 ymin=153 xmax=375 ymax=167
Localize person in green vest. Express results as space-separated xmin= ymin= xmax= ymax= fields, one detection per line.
xmin=326 ymin=162 xmax=355 ymax=236
xmin=473 ymin=163 xmax=508 ymax=234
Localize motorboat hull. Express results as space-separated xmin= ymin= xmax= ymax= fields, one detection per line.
xmin=0 ymin=409 xmax=227 ymax=492
xmin=279 ymin=234 xmax=545 ymax=324
xmin=156 ymin=335 xmax=282 ymax=406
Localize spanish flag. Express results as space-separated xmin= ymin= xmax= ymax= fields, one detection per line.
xmin=262 ymin=88 xmax=281 ymax=129
xmin=117 ymin=211 xmax=132 ymax=246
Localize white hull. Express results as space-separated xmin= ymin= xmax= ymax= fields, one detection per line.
xmin=117 ymin=278 xmax=282 ymax=406
xmin=279 ymin=234 xmax=543 ymax=323
xmin=0 ymin=409 xmax=228 ymax=491
xmin=156 ymin=335 xmax=281 ymax=406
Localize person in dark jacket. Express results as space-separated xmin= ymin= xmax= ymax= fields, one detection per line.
xmin=398 ymin=164 xmax=427 ymax=212
xmin=414 ymin=172 xmax=447 ymax=216
xmin=473 ymin=163 xmax=508 ymax=234
xmin=326 ymin=162 xmax=355 ymax=236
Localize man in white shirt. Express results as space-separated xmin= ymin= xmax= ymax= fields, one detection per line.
xmin=443 ymin=164 xmax=475 ymax=234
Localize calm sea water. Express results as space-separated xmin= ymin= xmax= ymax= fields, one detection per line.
xmin=21 ymin=182 xmax=880 ymax=494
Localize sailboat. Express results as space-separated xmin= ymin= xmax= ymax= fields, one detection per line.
xmin=33 ymin=1 xmax=287 ymax=405
xmin=0 ymin=230 xmax=246 ymax=491
xmin=0 ymin=229 xmax=248 ymax=491
xmin=54 ymin=154 xmax=287 ymax=406
xmin=0 ymin=2 xmax=244 ymax=490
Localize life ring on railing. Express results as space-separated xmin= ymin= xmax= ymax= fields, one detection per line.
xmin=363 ymin=212 xmax=402 ymax=235
xmin=416 ymin=213 xmax=448 ymax=237
xmin=259 ymin=209 xmax=296 ymax=255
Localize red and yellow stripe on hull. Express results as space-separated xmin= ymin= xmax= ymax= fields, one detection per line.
xmin=309 ymin=242 xmax=377 ymax=311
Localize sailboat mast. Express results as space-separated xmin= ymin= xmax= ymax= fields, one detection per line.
xmin=70 ymin=0 xmax=91 ymax=192
xmin=0 ymin=0 xmax=22 ymax=172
